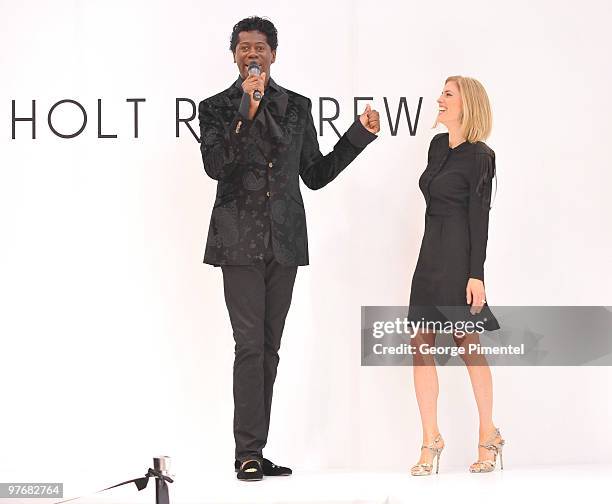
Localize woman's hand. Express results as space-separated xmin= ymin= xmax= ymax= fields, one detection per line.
xmin=466 ymin=278 xmax=486 ymax=314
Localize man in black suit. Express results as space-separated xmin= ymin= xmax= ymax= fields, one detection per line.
xmin=198 ymin=16 xmax=380 ymax=481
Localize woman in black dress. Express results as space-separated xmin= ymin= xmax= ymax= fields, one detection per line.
xmin=408 ymin=76 xmax=505 ymax=476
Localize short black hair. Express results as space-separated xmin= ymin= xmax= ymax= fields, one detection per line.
xmin=229 ymin=16 xmax=278 ymax=52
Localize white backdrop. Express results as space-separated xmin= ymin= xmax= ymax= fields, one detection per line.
xmin=1 ymin=0 xmax=611 ymax=489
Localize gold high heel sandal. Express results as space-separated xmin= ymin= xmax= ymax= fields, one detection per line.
xmin=469 ymin=427 xmax=505 ymax=473
xmin=411 ymin=435 xmax=444 ymax=476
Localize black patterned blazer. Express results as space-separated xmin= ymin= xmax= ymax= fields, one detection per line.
xmin=198 ymin=77 xmax=377 ymax=266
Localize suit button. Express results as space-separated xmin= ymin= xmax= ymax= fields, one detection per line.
xmin=266 ymin=191 xmax=270 ymax=197
xmin=268 ymin=162 xmax=273 ymax=168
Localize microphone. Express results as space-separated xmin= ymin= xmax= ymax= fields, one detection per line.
xmin=247 ymin=61 xmax=263 ymax=101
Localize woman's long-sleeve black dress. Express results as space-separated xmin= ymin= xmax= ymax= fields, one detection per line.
xmin=408 ymin=132 xmax=500 ymax=331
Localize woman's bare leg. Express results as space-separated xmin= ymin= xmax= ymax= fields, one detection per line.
xmin=413 ymin=331 xmax=445 ymax=464
xmin=454 ymin=331 xmax=501 ymax=464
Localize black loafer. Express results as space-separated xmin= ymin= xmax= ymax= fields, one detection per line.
xmin=235 ymin=458 xmax=292 ymax=476
xmin=236 ymin=459 xmax=263 ymax=481
xmin=262 ymin=458 xmax=292 ymax=476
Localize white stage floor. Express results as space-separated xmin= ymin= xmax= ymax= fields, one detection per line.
xmin=4 ymin=464 xmax=610 ymax=504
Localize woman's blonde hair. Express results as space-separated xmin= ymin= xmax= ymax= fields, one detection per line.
xmin=434 ymin=76 xmax=492 ymax=143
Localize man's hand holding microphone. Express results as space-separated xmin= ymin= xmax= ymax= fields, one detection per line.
xmin=241 ymin=62 xmax=266 ymax=120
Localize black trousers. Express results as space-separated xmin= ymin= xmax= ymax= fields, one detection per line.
xmin=221 ymin=246 xmax=298 ymax=462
